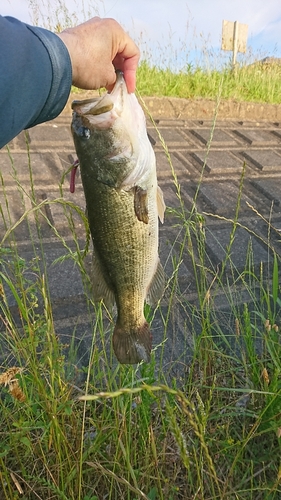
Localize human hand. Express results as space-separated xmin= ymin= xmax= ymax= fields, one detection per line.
xmin=57 ymin=17 xmax=140 ymax=93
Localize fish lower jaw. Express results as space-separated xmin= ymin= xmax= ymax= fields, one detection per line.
xmin=112 ymin=320 xmax=152 ymax=364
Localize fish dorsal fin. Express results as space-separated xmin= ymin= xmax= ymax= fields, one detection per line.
xmin=157 ymin=185 xmax=165 ymax=224
xmin=146 ymin=259 xmax=165 ymax=306
xmin=89 ymin=246 xmax=115 ymax=309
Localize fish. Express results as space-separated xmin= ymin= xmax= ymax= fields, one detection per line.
xmin=71 ymin=71 xmax=165 ymax=364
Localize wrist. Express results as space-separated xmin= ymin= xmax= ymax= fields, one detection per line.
xmin=56 ymin=31 xmax=78 ymax=86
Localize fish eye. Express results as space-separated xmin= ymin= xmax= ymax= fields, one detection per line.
xmin=78 ymin=126 xmax=91 ymax=139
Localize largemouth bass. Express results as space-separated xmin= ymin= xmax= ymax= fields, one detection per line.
xmin=71 ymin=72 xmax=165 ymax=364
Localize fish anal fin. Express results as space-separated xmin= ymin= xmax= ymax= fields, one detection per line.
xmin=134 ymin=186 xmax=149 ymax=224
xmin=87 ymin=247 xmax=115 ymax=309
xmin=113 ymin=320 xmax=151 ymax=364
xmin=146 ymin=259 xmax=165 ymax=306
xmin=157 ymin=185 xmax=165 ymax=224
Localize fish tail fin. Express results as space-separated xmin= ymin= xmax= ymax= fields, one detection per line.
xmin=112 ymin=321 xmax=152 ymax=364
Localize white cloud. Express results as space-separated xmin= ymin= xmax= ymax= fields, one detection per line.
xmin=1 ymin=0 xmax=281 ymax=60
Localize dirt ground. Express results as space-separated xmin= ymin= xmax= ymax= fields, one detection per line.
xmin=64 ymin=92 xmax=281 ymax=121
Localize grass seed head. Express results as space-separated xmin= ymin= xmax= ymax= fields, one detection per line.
xmin=0 ymin=367 xmax=25 ymax=401
xmin=0 ymin=366 xmax=23 ymax=386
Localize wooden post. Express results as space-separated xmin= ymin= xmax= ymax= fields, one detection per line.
xmin=232 ymin=21 xmax=238 ymax=68
xmin=222 ymin=20 xmax=248 ymax=67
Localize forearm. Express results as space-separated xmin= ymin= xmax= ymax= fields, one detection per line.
xmin=0 ymin=16 xmax=72 ymax=148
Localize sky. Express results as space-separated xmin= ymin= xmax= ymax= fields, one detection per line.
xmin=2 ymin=0 xmax=281 ymax=69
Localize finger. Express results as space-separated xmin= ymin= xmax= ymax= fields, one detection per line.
xmin=112 ymin=53 xmax=139 ymax=93
xmin=123 ymin=54 xmax=139 ymax=93
xmin=105 ymin=73 xmax=117 ymax=93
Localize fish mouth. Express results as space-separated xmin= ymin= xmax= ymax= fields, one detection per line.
xmin=71 ymin=71 xmax=126 ymax=119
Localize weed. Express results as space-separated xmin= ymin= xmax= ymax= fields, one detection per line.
xmin=0 ymin=4 xmax=281 ymax=498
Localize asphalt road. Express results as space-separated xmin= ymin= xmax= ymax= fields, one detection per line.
xmin=1 ymin=98 xmax=281 ymax=380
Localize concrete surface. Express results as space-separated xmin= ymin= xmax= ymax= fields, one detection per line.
xmin=1 ymin=96 xmax=281 ymax=380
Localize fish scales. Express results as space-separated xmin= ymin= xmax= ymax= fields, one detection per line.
xmin=71 ymin=72 xmax=165 ymax=364
xmin=84 ymin=179 xmax=158 ymax=306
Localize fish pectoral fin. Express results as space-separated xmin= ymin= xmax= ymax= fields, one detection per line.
xmin=134 ymin=186 xmax=149 ymax=224
xmin=157 ymin=185 xmax=166 ymax=224
xmin=89 ymin=247 xmax=115 ymax=309
xmin=146 ymin=259 xmax=165 ymax=306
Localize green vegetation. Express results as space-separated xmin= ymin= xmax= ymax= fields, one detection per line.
xmin=137 ymin=61 xmax=281 ymax=104
xmin=72 ymin=60 xmax=281 ymax=104
xmin=0 ymin=125 xmax=281 ymax=498
xmin=29 ymin=0 xmax=281 ymax=104
xmin=1 ymin=2 xmax=281 ymax=498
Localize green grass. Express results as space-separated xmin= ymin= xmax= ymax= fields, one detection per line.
xmin=0 ymin=121 xmax=281 ymax=499
xmin=71 ymin=57 xmax=281 ymax=104
xmin=30 ymin=0 xmax=281 ymax=104
xmin=1 ymin=3 xmax=281 ymax=497
xmin=136 ymin=61 xmax=281 ymax=104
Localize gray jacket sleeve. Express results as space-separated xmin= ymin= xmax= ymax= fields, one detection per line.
xmin=0 ymin=16 xmax=72 ymax=148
